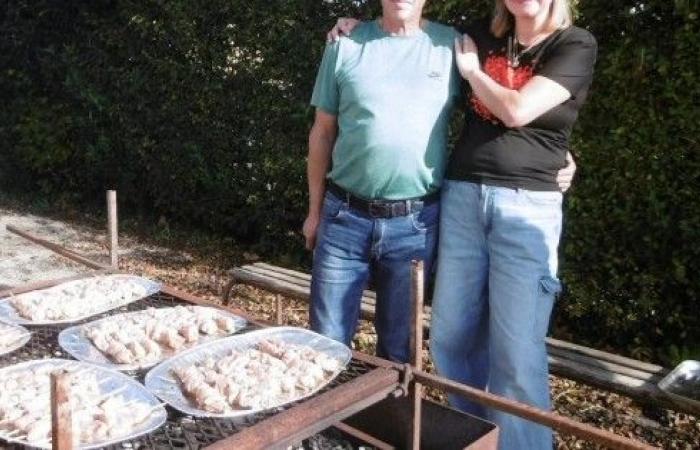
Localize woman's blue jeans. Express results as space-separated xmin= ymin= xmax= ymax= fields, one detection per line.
xmin=310 ymin=190 xmax=438 ymax=363
xmin=430 ymin=180 xmax=563 ymax=450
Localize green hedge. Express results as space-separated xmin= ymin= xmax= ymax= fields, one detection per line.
xmin=1 ymin=0 xmax=698 ymax=364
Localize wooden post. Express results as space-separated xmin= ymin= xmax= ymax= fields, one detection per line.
xmin=51 ymin=370 xmax=73 ymax=450
xmin=275 ymin=295 xmax=283 ymax=325
xmin=107 ymin=190 xmax=118 ymax=269
xmin=408 ymin=259 xmax=424 ymax=450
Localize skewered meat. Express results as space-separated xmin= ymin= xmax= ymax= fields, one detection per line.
xmin=0 ymin=365 xmax=158 ymax=447
xmin=82 ymin=306 xmax=243 ymax=366
xmin=173 ymin=339 xmax=345 ymax=413
xmin=199 ymin=319 xmax=219 ymax=335
xmin=216 ymin=317 xmax=238 ymax=333
xmin=6 ymin=275 xmax=153 ymax=322
xmin=179 ymin=324 xmax=200 ymax=343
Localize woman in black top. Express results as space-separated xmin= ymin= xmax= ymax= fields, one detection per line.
xmin=430 ymin=1 xmax=597 ymax=449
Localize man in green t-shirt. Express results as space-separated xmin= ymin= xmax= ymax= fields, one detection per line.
xmin=303 ymin=0 xmax=460 ymax=362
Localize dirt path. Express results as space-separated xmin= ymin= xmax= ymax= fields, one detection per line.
xmin=0 ymin=207 xmax=107 ymax=287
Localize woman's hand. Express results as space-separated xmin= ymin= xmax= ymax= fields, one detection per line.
xmin=327 ymin=18 xmax=361 ymax=42
xmin=454 ymin=34 xmax=480 ymax=78
xmin=556 ymin=152 xmax=577 ymax=192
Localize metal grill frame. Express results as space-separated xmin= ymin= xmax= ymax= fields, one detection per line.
xmin=0 ymin=286 xmax=400 ymax=450
xmin=2 ymin=224 xmax=657 ymax=450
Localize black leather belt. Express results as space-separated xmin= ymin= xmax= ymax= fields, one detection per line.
xmin=327 ymin=181 xmax=439 ymax=219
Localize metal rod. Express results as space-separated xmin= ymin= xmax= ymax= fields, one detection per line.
xmin=203 ymin=368 xmax=400 ymax=450
xmin=0 ymin=270 xmax=114 ymax=299
xmin=275 ymin=295 xmax=283 ymax=325
xmin=6 ymin=225 xmax=110 ymax=270
xmin=107 ymin=190 xmax=118 ymax=269
xmin=334 ymin=422 xmax=396 ymax=450
xmin=159 ymin=284 xmax=268 ymax=328
xmin=412 ymin=369 xmax=657 ymax=450
xmin=51 ymin=370 xmax=73 ymax=450
xmin=2 ymin=228 xmax=266 ymax=330
xmin=408 ymin=259 xmax=424 ymax=450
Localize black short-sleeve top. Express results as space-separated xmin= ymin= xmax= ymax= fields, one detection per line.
xmin=448 ymin=19 xmax=598 ymax=191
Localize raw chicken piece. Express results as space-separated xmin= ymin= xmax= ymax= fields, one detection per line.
xmin=179 ymin=324 xmax=200 ymax=343
xmin=112 ymin=348 xmax=135 ymax=364
xmin=216 ymin=316 xmax=238 ymax=333
xmin=199 ymin=319 xmax=218 ymax=335
xmin=126 ymin=341 xmax=147 ymax=360
xmin=8 ymin=275 xmax=154 ymax=321
xmin=171 ymin=338 xmax=345 ymax=414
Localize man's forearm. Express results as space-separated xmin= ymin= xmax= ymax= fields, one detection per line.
xmin=307 ymin=124 xmax=335 ymax=217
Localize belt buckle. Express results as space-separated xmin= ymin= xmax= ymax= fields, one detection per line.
xmin=368 ymin=201 xmax=388 ymax=218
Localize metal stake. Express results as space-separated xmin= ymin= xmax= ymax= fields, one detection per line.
xmin=107 ymin=190 xmax=118 ymax=269
xmin=408 ymin=259 xmax=424 ymax=450
xmin=275 ymin=295 xmax=283 ymax=325
xmin=51 ymin=370 xmax=73 ymax=450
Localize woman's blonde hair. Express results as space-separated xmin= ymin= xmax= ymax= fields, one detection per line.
xmin=491 ymin=0 xmax=573 ymax=38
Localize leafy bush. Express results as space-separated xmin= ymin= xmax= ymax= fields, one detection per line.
xmin=1 ymin=0 xmax=698 ymax=363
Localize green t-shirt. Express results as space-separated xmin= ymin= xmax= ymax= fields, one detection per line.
xmin=311 ymin=19 xmax=460 ymax=200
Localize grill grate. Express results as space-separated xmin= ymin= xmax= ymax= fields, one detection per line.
xmin=0 ymin=292 xmax=375 ymax=449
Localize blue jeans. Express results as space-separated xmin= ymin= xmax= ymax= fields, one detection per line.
xmin=430 ymin=181 xmax=562 ymax=450
xmin=310 ymin=190 xmax=439 ymax=363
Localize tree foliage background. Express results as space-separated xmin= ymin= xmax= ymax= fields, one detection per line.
xmin=1 ymin=0 xmax=698 ymax=364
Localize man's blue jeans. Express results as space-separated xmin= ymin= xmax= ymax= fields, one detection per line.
xmin=430 ymin=181 xmax=563 ymax=450
xmin=310 ymin=190 xmax=439 ymax=363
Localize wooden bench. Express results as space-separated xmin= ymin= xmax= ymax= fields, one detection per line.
xmin=223 ymin=262 xmax=697 ymax=416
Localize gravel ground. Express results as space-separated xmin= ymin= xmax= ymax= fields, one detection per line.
xmin=0 ymin=208 xmax=100 ymax=287
xmin=0 ymin=202 xmax=698 ymax=449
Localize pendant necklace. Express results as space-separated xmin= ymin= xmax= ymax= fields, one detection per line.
xmin=508 ymin=32 xmax=547 ymax=68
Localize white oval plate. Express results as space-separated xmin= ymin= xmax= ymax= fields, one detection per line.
xmin=145 ymin=327 xmax=351 ymax=418
xmin=0 ymin=274 xmax=161 ymax=326
xmin=0 ymin=358 xmax=167 ymax=449
xmin=58 ymin=306 xmax=247 ymax=371
xmin=0 ymin=321 xmax=31 ymax=356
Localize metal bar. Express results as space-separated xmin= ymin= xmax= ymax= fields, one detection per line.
xmin=352 ymin=350 xmax=402 ymax=369
xmin=409 ymin=260 xmax=424 ymax=370
xmin=159 ymin=284 xmax=268 ymax=328
xmin=107 ymin=190 xmax=118 ymax=268
xmin=203 ymin=367 xmax=400 ymax=450
xmin=1 ymin=228 xmax=270 ymax=330
xmin=0 ymin=270 xmax=115 ymax=298
xmin=275 ymin=295 xmax=283 ymax=325
xmin=3 ymin=227 xmax=270 ymax=330
xmin=334 ymin=422 xmax=395 ymax=450
xmin=6 ymin=225 xmax=110 ymax=270
xmin=51 ymin=370 xmax=73 ymax=450
xmin=412 ymin=369 xmax=657 ymax=450
xmin=408 ymin=260 xmax=424 ymax=450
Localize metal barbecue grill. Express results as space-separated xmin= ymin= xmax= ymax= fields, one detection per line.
xmin=0 ymin=221 xmax=658 ymax=450
xmin=0 ymin=291 xmax=385 ymax=449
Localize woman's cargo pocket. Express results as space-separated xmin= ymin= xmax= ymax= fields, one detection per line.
xmin=532 ymin=276 xmax=562 ymax=343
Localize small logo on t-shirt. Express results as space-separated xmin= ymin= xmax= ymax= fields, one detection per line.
xmin=428 ymin=71 xmax=442 ymax=80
